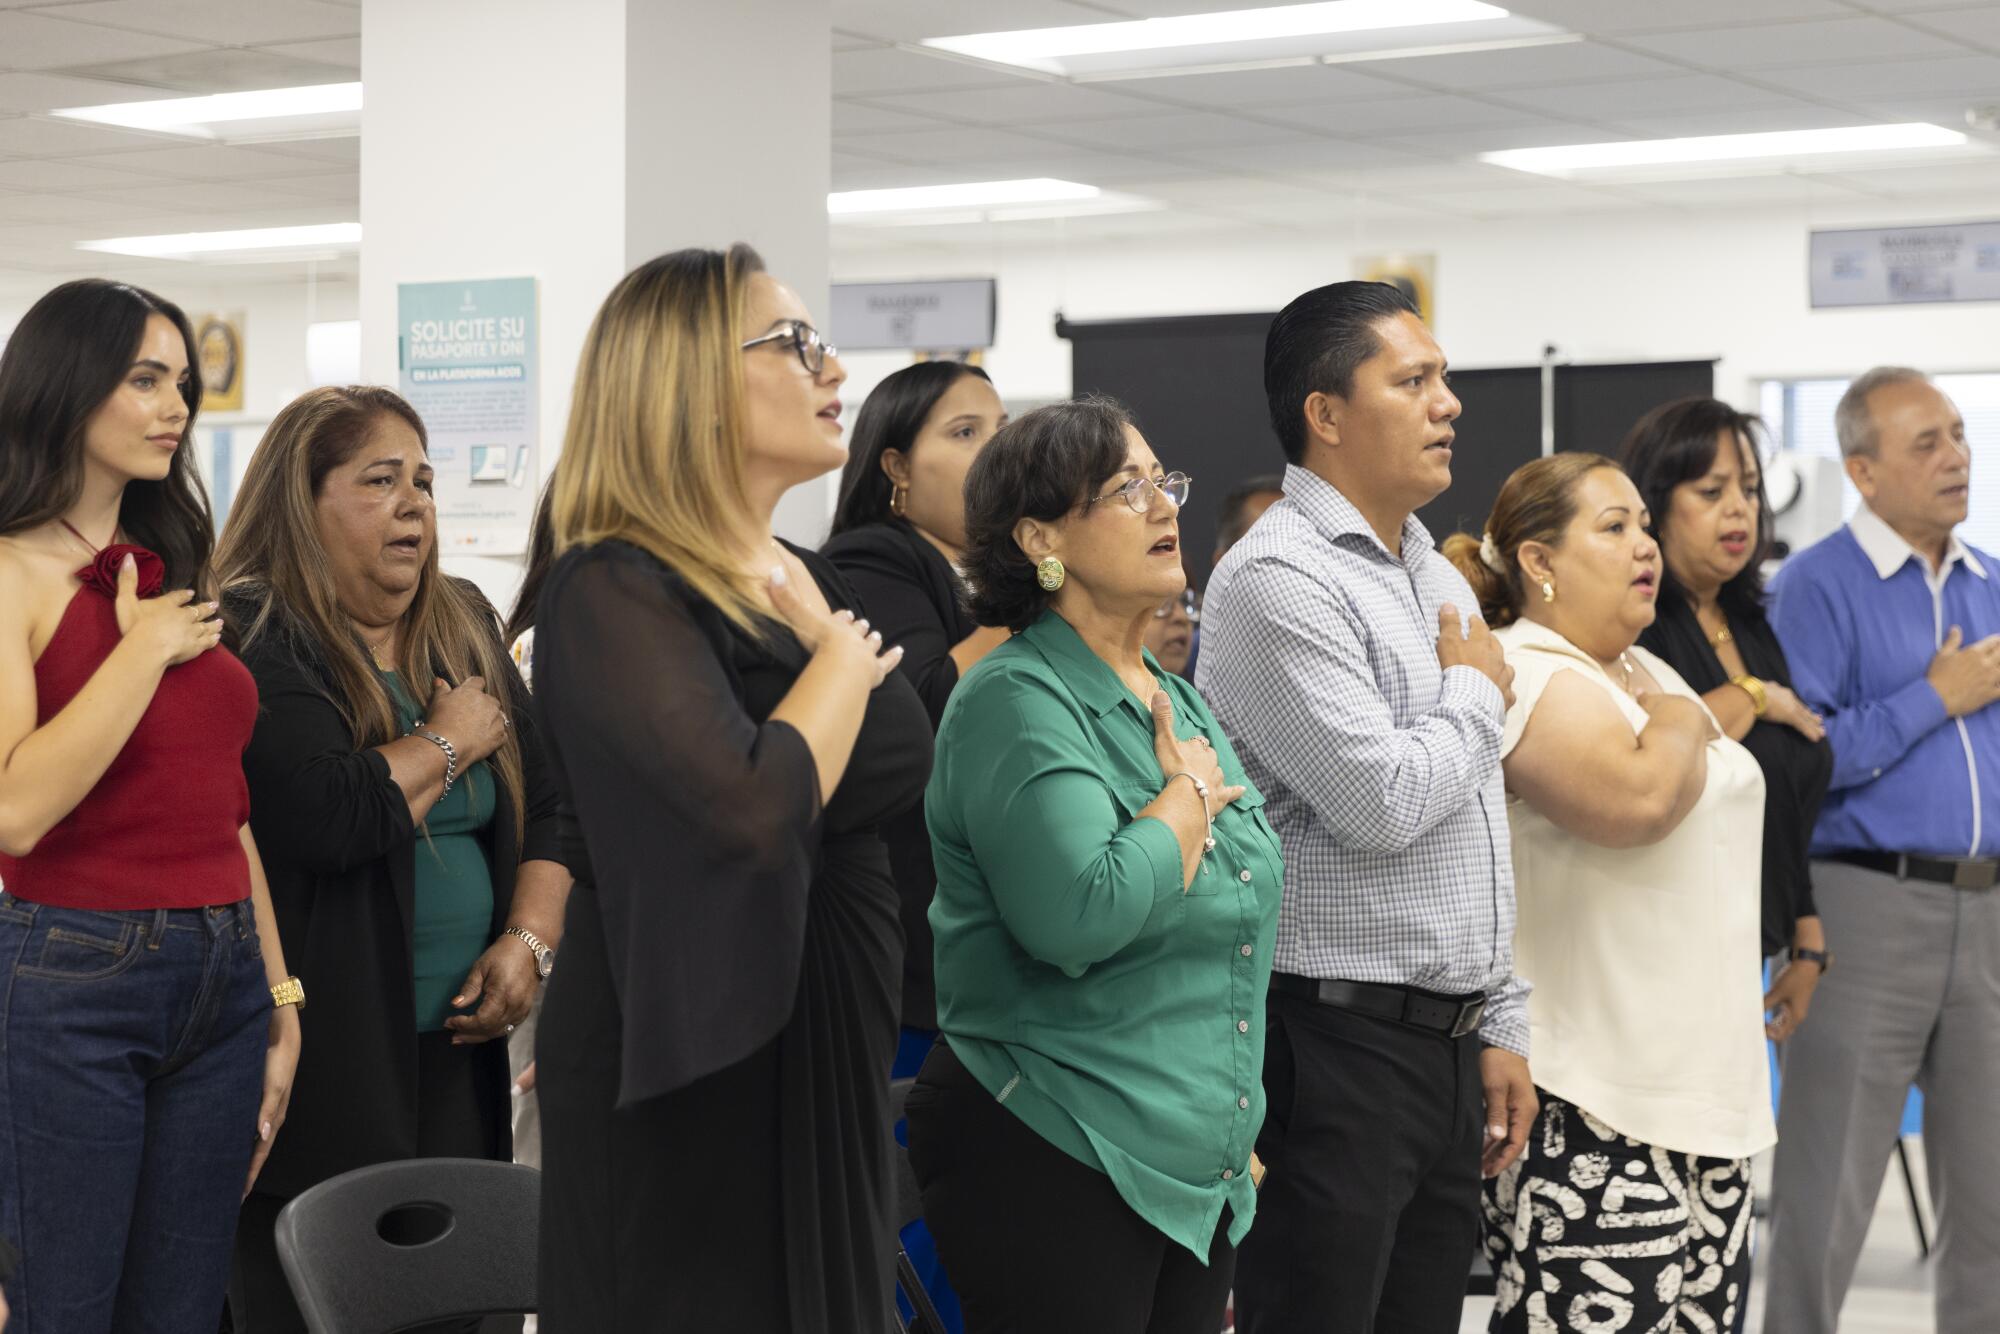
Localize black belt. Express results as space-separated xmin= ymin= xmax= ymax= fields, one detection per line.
xmin=1270 ymin=973 xmax=1487 ymax=1038
xmin=1830 ymin=850 xmax=2000 ymax=891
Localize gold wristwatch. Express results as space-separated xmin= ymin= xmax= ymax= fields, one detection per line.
xmin=1731 ymin=675 xmax=1769 ymax=717
xmin=271 ymin=976 xmax=306 ymax=1010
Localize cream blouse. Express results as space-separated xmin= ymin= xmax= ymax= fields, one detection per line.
xmin=1495 ymin=618 xmax=1775 ymax=1160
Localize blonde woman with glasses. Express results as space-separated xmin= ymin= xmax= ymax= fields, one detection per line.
xmin=530 ymin=245 xmax=930 ymax=1333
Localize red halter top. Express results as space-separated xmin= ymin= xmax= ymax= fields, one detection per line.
xmin=0 ymin=545 xmax=258 ymax=910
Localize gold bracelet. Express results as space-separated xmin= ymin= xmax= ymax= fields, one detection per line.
xmin=1731 ymin=675 xmax=1769 ymax=717
xmin=271 ymin=976 xmax=306 ymax=1010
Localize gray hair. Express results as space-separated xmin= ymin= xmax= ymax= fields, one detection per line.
xmin=1835 ymin=366 xmax=1928 ymax=459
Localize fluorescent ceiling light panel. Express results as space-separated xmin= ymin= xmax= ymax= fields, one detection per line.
xmin=53 ymin=83 xmax=362 ymax=140
xmin=1484 ymin=123 xmax=1969 ymax=178
xmin=78 ymin=222 xmax=362 ymax=260
xmin=923 ymin=1 xmax=1529 ymax=76
xmin=828 ymin=178 xmax=1100 ymax=215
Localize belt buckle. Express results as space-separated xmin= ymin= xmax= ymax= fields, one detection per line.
xmin=1451 ymin=997 xmax=1486 ymax=1038
xmin=1953 ymin=860 xmax=1999 ymax=891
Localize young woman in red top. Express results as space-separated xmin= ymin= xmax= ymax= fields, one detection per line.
xmin=0 ymin=279 xmax=301 ymax=1333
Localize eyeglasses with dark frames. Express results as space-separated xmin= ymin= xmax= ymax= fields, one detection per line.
xmin=1082 ymin=471 xmax=1192 ymax=516
xmin=740 ymin=319 xmax=836 ymax=377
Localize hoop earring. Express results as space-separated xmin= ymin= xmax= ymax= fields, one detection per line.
xmin=889 ymin=485 xmax=907 ymax=518
xmin=1036 ymin=557 xmax=1066 ymax=592
xmin=1541 ymin=579 xmax=1556 ymax=603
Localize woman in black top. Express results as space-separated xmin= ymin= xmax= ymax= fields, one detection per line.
xmin=1622 ymin=398 xmax=1835 ymax=1040
xmin=214 ymin=386 xmax=568 ymax=1332
xmin=533 ymin=245 xmax=931 ymax=1332
xmin=822 ymin=361 xmax=1010 ymax=1043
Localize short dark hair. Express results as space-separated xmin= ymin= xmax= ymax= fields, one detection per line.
xmin=1216 ymin=473 xmax=1285 ymax=552
xmin=1263 ymin=280 xmax=1419 ymax=464
xmin=829 ymin=360 xmax=993 ymax=536
xmin=1619 ymin=397 xmax=1773 ymax=616
xmin=962 ymin=395 xmax=1132 ymax=631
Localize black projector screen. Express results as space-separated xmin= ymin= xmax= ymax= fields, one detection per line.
xmin=1060 ymin=310 xmax=1712 ymax=589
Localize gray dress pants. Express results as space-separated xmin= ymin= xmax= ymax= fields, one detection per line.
xmin=1765 ymin=858 xmax=2000 ymax=1334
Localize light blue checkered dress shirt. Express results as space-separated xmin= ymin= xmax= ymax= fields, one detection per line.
xmin=1195 ymin=464 xmax=1529 ymax=1056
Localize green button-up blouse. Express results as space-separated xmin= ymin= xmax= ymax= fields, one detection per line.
xmin=926 ymin=610 xmax=1285 ymax=1259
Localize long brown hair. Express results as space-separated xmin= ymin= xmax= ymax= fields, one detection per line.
xmin=1441 ymin=453 xmax=1621 ymax=627
xmin=553 ymin=244 xmax=770 ymax=633
xmin=215 ymin=385 xmax=524 ymax=831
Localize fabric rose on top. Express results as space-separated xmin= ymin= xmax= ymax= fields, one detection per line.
xmin=76 ymin=544 xmax=165 ymax=599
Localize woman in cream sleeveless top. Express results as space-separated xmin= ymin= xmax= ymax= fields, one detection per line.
xmin=1443 ymin=455 xmax=1773 ymax=1334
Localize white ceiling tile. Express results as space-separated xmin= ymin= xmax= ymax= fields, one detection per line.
xmin=254 ymin=36 xmax=361 ymax=70
xmin=830 ymin=154 xmax=965 ymax=190
xmin=833 ymin=45 xmax=1022 ymax=96
xmin=919 ymin=150 xmax=1207 ymax=184
xmin=1838 ymin=0 xmax=2000 ymax=11
xmin=0 ymin=154 xmax=161 ymax=189
xmin=1500 ymin=0 xmax=1854 ymax=33
xmin=1167 ymin=138 xmax=1431 ymax=173
xmin=1107 ymin=63 xmax=1408 ymax=110
xmin=77 ymin=178 xmax=343 ymax=212
xmin=828 ymin=0 xmax=1113 ymax=43
xmin=1498 ymin=74 xmax=1812 ymax=120
xmin=67 ymin=142 xmax=350 ymax=180
xmin=865 ymin=81 xmax=1171 ymax=126
xmin=1598 ymin=104 xmax=1882 ymax=139
xmin=0 ymin=190 xmax=125 ymax=223
xmin=251 ymin=136 xmax=358 ymax=165
xmin=1049 ymin=110 xmax=1317 ymax=152
xmin=1810 ymin=158 xmax=2000 ymax=196
xmin=831 ymin=31 xmax=886 ymax=52
xmin=253 ymin=170 xmax=357 ymax=200
xmin=1267 ymin=93 xmax=1554 ymax=137
xmin=0 ymin=69 xmax=164 ymax=113
xmin=1622 ymin=16 xmax=1967 ymax=68
xmin=1406 ymin=182 xmax=1644 ymax=215
xmin=1356 ymin=40 xmax=1685 ymax=90
xmin=1376 ymin=120 xmax=1628 ymax=153
xmin=1757 ymin=53 xmax=2000 ymax=98
xmin=0 ymin=112 xmax=169 ymax=155
xmin=0 ymin=11 xmax=205 ymax=70
xmin=1609 ymin=174 xmax=1881 ymax=206
xmin=831 ymin=99 xmax=952 ymax=135
xmin=834 ymin=125 xmax=1074 ymax=162
xmin=64 ymin=45 xmax=350 ymax=93
xmin=50 ymin=0 xmax=359 ymax=46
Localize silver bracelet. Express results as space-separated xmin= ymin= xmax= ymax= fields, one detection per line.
xmin=1167 ymin=770 xmax=1218 ymax=855
xmin=412 ymin=726 xmax=458 ymax=796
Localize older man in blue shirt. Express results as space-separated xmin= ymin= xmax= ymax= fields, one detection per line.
xmin=1766 ymin=366 xmax=2000 ymax=1334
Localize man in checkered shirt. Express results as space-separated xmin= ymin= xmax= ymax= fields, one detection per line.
xmin=1198 ymin=281 xmax=1535 ymax=1334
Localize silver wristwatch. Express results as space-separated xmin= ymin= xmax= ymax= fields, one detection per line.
xmin=504 ymin=925 xmax=555 ymax=980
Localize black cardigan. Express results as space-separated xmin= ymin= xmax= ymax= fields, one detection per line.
xmin=228 ymin=583 xmax=564 ymax=1200
xmin=1638 ymin=589 xmax=1835 ymax=956
xmin=820 ymin=519 xmax=977 ymax=1030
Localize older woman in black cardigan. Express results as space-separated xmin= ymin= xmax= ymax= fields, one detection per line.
xmin=1622 ymin=398 xmax=1835 ymax=1040
xmin=215 ymin=386 xmax=568 ymax=1333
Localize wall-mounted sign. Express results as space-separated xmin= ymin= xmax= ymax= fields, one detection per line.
xmin=829 ymin=278 xmax=996 ymax=351
xmin=397 ymin=277 xmax=538 ymax=555
xmin=1354 ymin=253 xmax=1436 ymax=326
xmin=1810 ymin=221 xmax=2000 ymax=308
xmin=196 ymin=313 xmax=245 ymax=412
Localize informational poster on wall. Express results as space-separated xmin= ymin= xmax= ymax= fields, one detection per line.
xmin=397 ymin=277 xmax=538 ymax=555
xmin=196 ymin=313 xmax=245 ymax=412
xmin=1809 ymin=221 xmax=2000 ymax=308
xmin=1354 ymin=253 xmax=1436 ymax=325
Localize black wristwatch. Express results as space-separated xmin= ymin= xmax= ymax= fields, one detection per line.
xmin=1789 ymin=946 xmax=1833 ymax=973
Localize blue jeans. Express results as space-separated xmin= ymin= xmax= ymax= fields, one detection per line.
xmin=0 ymin=892 xmax=268 ymax=1334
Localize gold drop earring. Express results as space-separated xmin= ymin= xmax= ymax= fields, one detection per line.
xmin=1541 ymin=579 xmax=1556 ymax=603
xmin=1036 ymin=557 xmax=1066 ymax=591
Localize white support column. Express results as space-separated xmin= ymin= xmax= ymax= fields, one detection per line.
xmin=361 ymin=0 xmax=833 ymax=609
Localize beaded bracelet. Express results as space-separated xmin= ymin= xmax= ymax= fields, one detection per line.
xmin=1168 ymin=769 xmax=1218 ymax=855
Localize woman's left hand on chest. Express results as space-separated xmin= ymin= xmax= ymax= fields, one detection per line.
xmin=445 ymin=937 xmax=539 ymax=1044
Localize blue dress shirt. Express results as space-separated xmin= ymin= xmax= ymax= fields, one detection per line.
xmin=1768 ymin=505 xmax=2000 ymax=859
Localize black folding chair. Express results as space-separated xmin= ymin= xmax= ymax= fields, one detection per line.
xmin=274 ymin=1158 xmax=539 ymax=1334
xmin=890 ymin=1076 xmax=950 ymax=1334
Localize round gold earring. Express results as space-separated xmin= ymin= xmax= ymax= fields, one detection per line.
xmin=1036 ymin=557 xmax=1066 ymax=592
xmin=1541 ymin=579 xmax=1556 ymax=603
xmin=889 ymin=485 xmax=907 ymax=518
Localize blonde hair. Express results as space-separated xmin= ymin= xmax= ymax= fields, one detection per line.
xmin=1440 ymin=452 xmax=1622 ymax=627
xmin=554 ymin=243 xmax=770 ymax=632
xmin=215 ymin=385 xmax=524 ymax=833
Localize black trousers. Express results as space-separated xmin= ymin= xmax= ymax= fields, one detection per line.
xmin=905 ymin=1040 xmax=1236 ymax=1334
xmin=229 ymin=1029 xmax=510 ymax=1334
xmin=1234 ymin=992 xmax=1483 ymax=1334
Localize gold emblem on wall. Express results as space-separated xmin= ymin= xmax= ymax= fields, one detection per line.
xmin=196 ymin=314 xmax=245 ymax=412
xmin=1354 ymin=254 xmax=1436 ymax=326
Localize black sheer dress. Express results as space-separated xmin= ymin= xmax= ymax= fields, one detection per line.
xmin=532 ymin=539 xmax=933 ymax=1333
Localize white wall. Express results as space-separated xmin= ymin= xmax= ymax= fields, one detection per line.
xmin=830 ymin=195 xmax=2000 ymax=426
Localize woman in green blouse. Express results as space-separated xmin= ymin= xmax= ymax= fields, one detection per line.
xmin=907 ymin=396 xmax=1285 ymax=1334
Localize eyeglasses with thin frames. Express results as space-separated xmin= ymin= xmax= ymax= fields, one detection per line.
xmin=1082 ymin=471 xmax=1192 ymax=516
xmin=740 ymin=319 xmax=836 ymax=378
